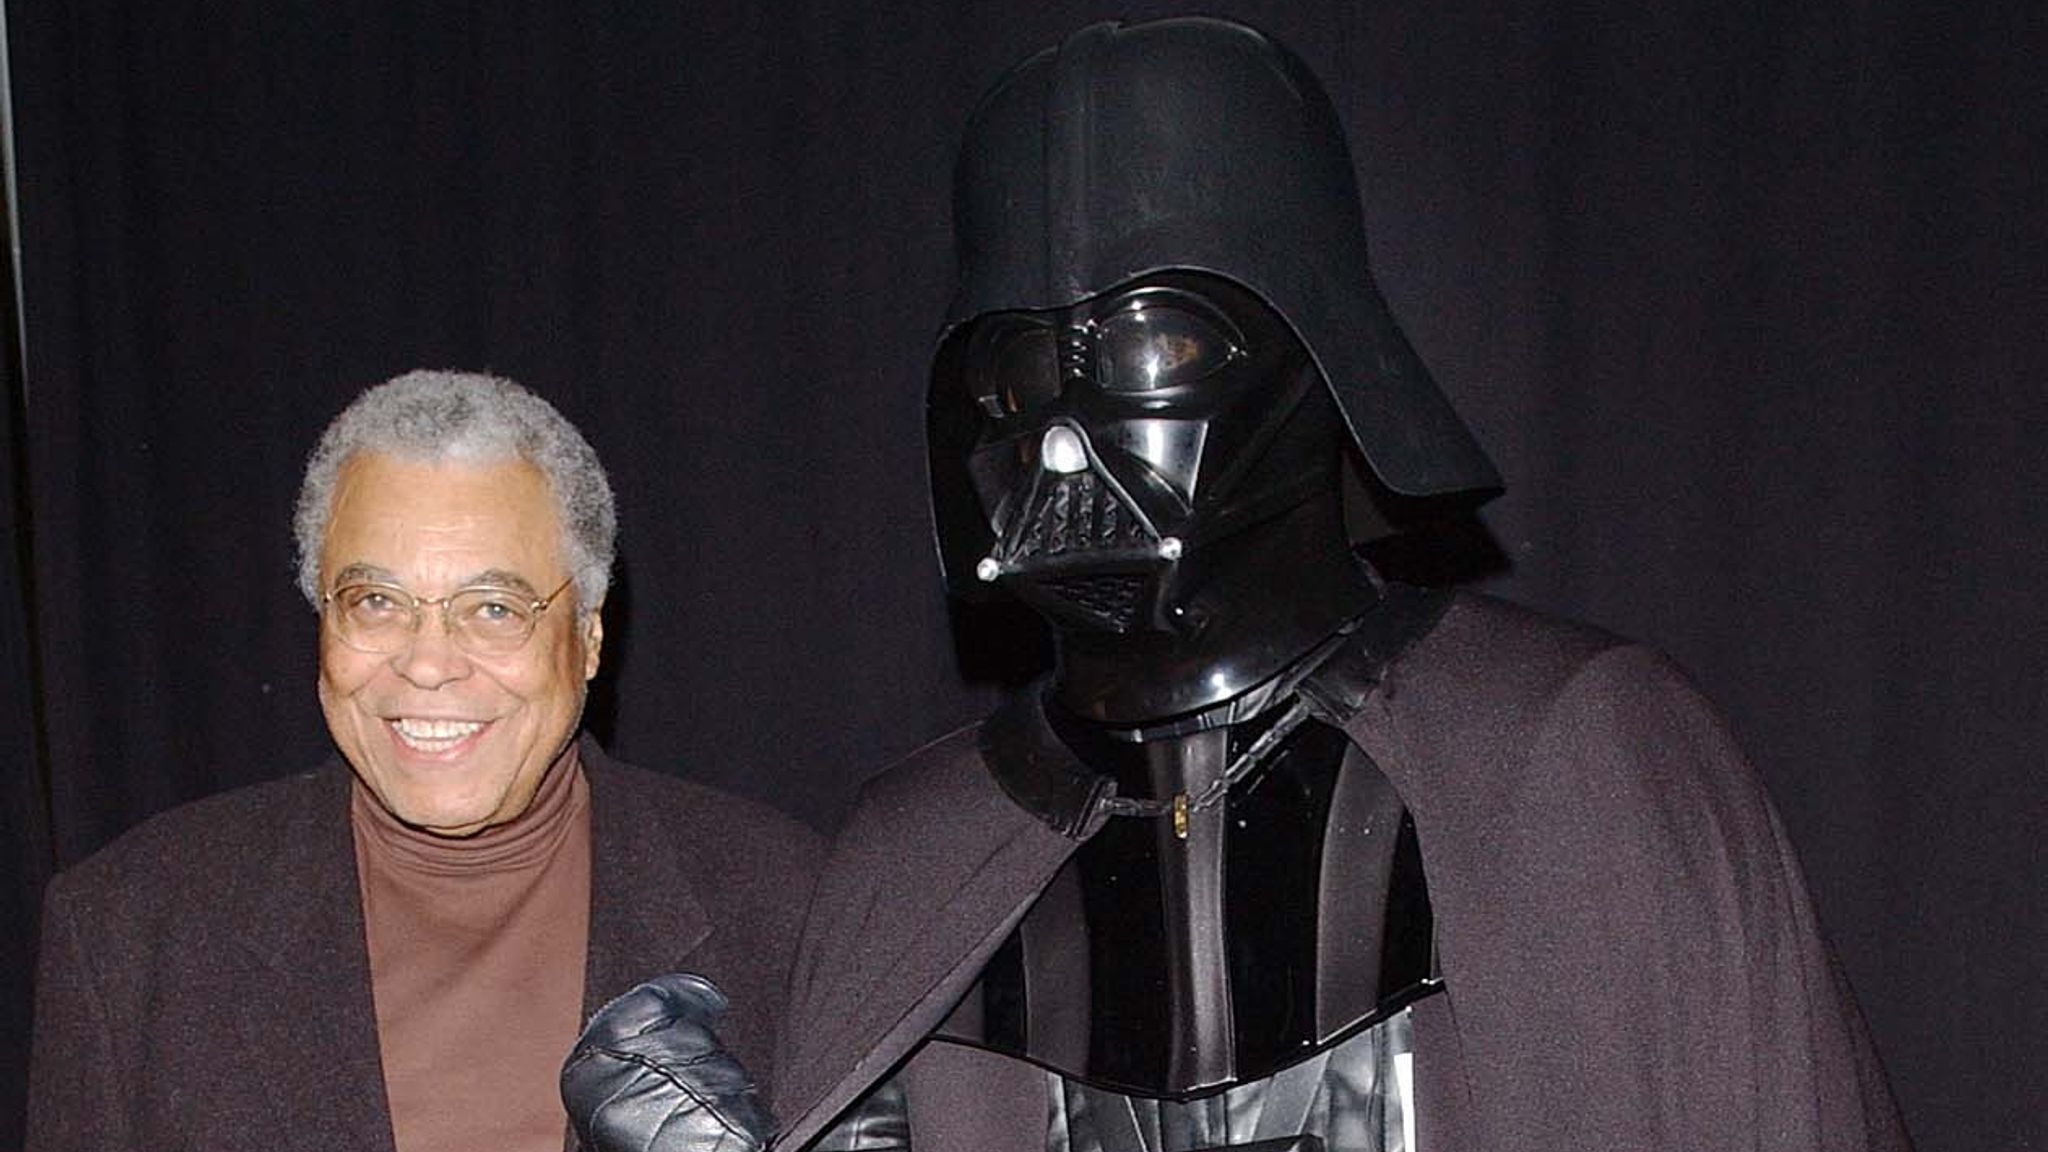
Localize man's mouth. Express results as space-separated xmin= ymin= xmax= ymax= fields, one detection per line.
xmin=390 ymin=717 xmax=487 ymax=753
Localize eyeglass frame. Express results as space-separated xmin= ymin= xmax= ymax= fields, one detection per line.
xmin=320 ymin=574 xmax=579 ymax=657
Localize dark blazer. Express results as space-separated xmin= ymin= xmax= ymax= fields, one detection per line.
xmin=26 ymin=735 xmax=821 ymax=1152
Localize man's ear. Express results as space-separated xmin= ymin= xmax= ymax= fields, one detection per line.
xmin=582 ymin=605 xmax=605 ymax=681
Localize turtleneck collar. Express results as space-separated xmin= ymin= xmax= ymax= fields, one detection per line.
xmin=349 ymin=739 xmax=587 ymax=877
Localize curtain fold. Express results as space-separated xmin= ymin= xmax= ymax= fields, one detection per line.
xmin=2 ymin=194 xmax=53 ymax=1152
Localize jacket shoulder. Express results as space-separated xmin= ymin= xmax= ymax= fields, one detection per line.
xmin=589 ymin=754 xmax=819 ymax=836
xmin=45 ymin=763 xmax=345 ymax=915
xmin=584 ymin=753 xmax=824 ymax=883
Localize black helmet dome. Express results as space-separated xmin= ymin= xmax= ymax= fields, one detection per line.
xmin=933 ymin=17 xmax=1500 ymax=508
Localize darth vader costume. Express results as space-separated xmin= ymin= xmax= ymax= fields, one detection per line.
xmin=563 ymin=17 xmax=1910 ymax=1152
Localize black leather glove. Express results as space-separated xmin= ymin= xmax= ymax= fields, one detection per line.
xmin=561 ymin=973 xmax=774 ymax=1152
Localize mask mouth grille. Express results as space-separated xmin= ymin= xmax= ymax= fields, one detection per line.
xmin=1039 ymin=573 xmax=1150 ymax=631
xmin=1004 ymin=471 xmax=1153 ymax=561
xmin=990 ymin=463 xmax=1166 ymax=633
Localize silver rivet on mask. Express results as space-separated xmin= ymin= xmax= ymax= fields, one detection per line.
xmin=1157 ymin=536 xmax=1183 ymax=561
xmin=975 ymin=557 xmax=1003 ymax=582
xmin=1040 ymin=425 xmax=1089 ymax=474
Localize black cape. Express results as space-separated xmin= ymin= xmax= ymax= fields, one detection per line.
xmin=771 ymin=595 xmax=1911 ymax=1151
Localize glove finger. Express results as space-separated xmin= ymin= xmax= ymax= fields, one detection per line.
xmin=575 ymin=973 xmax=731 ymax=1049
xmin=564 ymin=1036 xmax=772 ymax=1152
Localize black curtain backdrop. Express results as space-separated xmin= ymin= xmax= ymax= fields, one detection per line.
xmin=4 ymin=2 xmax=2042 ymax=1149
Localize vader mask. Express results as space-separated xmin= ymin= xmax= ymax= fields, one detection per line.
xmin=929 ymin=17 xmax=1499 ymax=725
xmin=957 ymin=271 xmax=1343 ymax=630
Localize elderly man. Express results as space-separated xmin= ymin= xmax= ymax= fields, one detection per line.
xmin=27 ymin=370 xmax=819 ymax=1152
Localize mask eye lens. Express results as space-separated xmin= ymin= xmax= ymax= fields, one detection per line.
xmin=966 ymin=318 xmax=1060 ymax=417
xmin=1096 ymin=303 xmax=1236 ymax=392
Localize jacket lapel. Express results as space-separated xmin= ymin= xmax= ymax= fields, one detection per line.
xmin=580 ymin=741 xmax=713 ymax=1019
xmin=226 ymin=762 xmax=398 ymax=1152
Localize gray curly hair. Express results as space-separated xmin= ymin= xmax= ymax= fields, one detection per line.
xmin=293 ymin=370 xmax=617 ymax=611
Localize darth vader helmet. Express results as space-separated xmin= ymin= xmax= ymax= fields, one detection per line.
xmin=928 ymin=17 xmax=1500 ymax=718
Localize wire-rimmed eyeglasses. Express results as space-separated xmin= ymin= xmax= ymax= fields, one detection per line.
xmin=322 ymin=575 xmax=577 ymax=657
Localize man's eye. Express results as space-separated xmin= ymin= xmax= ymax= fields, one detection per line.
xmin=343 ymin=589 xmax=407 ymax=619
xmin=456 ymin=593 xmax=530 ymax=632
xmin=1096 ymin=305 xmax=1236 ymax=392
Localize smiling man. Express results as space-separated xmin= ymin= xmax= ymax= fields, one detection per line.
xmin=27 ymin=370 xmax=820 ymax=1152
xmin=314 ymin=450 xmax=597 ymax=838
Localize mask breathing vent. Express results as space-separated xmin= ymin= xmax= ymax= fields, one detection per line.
xmin=1042 ymin=573 xmax=1149 ymax=631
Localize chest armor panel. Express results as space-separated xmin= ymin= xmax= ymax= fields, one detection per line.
xmin=936 ymin=710 xmax=1437 ymax=1099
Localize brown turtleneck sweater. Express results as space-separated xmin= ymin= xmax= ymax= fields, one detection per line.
xmin=351 ymin=745 xmax=592 ymax=1152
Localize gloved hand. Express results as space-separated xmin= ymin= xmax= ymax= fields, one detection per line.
xmin=561 ymin=973 xmax=774 ymax=1152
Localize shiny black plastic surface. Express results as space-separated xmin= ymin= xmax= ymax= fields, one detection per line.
xmin=927 ymin=17 xmax=1499 ymax=618
xmin=949 ymin=701 xmax=1437 ymax=1099
xmin=944 ymin=273 xmax=1390 ymax=723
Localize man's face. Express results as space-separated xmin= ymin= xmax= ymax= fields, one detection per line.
xmin=316 ymin=452 xmax=602 ymax=837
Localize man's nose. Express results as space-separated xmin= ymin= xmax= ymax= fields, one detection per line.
xmin=390 ymin=611 xmax=473 ymax=688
